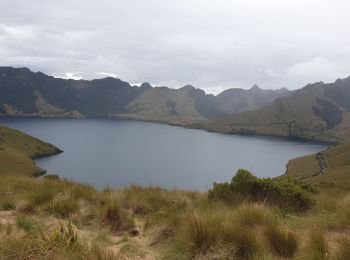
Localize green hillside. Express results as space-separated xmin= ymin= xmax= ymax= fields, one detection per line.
xmin=0 ymin=125 xmax=61 ymax=176
xmin=204 ymin=78 xmax=350 ymax=143
xmin=0 ymin=67 xmax=290 ymax=120
xmin=286 ymin=142 xmax=350 ymax=186
xmin=126 ymin=85 xmax=205 ymax=119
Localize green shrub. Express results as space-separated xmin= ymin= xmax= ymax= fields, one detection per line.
xmin=209 ymin=169 xmax=315 ymax=212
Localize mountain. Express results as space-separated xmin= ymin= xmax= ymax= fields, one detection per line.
xmin=204 ymin=77 xmax=350 ymax=143
xmin=0 ymin=67 xmax=291 ymax=120
xmin=0 ymin=67 xmax=146 ymax=117
xmin=0 ymin=125 xmax=61 ymax=176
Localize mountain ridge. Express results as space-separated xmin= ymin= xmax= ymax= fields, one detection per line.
xmin=203 ymin=76 xmax=350 ymax=143
xmin=0 ymin=66 xmax=291 ymax=120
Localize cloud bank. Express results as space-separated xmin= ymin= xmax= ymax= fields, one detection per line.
xmin=0 ymin=0 xmax=349 ymax=93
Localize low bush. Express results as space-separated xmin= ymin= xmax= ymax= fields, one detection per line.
xmin=209 ymin=169 xmax=315 ymax=212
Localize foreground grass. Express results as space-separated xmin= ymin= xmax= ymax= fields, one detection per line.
xmin=1 ymin=173 xmax=350 ymax=259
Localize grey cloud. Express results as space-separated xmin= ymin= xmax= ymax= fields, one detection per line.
xmin=0 ymin=0 xmax=350 ymax=93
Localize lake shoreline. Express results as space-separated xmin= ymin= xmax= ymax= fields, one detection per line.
xmin=0 ymin=114 xmax=337 ymax=146
xmin=0 ymin=117 xmax=329 ymax=191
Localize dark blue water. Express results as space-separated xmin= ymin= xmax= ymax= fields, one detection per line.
xmin=0 ymin=118 xmax=328 ymax=190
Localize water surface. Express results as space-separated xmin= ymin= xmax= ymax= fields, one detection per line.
xmin=0 ymin=118 xmax=328 ymax=190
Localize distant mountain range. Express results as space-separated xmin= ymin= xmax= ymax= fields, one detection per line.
xmin=1 ymin=66 xmax=350 ymax=143
xmin=204 ymin=77 xmax=350 ymax=143
xmin=0 ymin=67 xmax=290 ymax=120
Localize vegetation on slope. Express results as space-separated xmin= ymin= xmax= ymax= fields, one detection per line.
xmin=1 ymin=118 xmax=350 ymax=259
xmin=0 ymin=125 xmax=61 ymax=176
xmin=286 ymin=142 xmax=350 ymax=187
xmin=1 ymin=171 xmax=350 ymax=259
xmin=0 ymin=66 xmax=290 ymax=120
xmin=204 ymin=77 xmax=350 ymax=143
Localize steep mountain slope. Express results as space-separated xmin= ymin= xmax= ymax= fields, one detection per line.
xmin=0 ymin=125 xmax=61 ymax=176
xmin=204 ymin=77 xmax=350 ymax=143
xmin=216 ymin=85 xmax=290 ymax=115
xmin=286 ymin=142 xmax=350 ymax=186
xmin=0 ymin=67 xmax=290 ymax=120
xmin=125 ymin=85 xmax=206 ymax=119
xmin=0 ymin=67 xmax=147 ymax=117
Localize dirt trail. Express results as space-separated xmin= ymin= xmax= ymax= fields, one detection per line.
xmin=315 ymin=152 xmax=328 ymax=176
xmin=299 ymin=152 xmax=328 ymax=180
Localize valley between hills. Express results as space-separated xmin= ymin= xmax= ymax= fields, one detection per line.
xmin=1 ymin=67 xmax=350 ymax=259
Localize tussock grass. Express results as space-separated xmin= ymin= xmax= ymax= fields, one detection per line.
xmin=99 ymin=203 xmax=135 ymax=233
xmin=117 ymin=240 xmax=147 ymax=259
xmin=1 ymin=172 xmax=350 ymax=259
xmin=298 ymin=229 xmax=328 ymax=260
xmin=229 ymin=229 xmax=263 ymax=260
xmin=181 ymin=212 xmax=220 ymax=256
xmin=335 ymin=236 xmax=350 ymax=260
xmin=15 ymin=215 xmax=37 ymax=233
xmin=229 ymin=203 xmax=278 ymax=227
xmin=264 ymin=222 xmax=298 ymax=257
xmin=50 ymin=199 xmax=79 ymax=218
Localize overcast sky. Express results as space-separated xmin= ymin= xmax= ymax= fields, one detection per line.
xmin=0 ymin=0 xmax=350 ymax=94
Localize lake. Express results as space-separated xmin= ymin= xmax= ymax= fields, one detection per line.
xmin=0 ymin=118 xmax=328 ymax=190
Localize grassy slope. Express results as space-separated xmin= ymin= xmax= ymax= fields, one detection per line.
xmin=1 ymin=174 xmax=350 ymax=259
xmin=203 ymin=82 xmax=350 ymax=143
xmin=286 ymin=142 xmax=350 ymax=186
xmin=125 ymin=87 xmax=205 ymax=119
xmin=0 ymin=125 xmax=62 ymax=176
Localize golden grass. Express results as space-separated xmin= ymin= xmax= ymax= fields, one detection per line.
xmin=1 ymin=174 xmax=350 ymax=259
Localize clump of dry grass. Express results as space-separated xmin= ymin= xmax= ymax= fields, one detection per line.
xmin=99 ymin=203 xmax=135 ymax=233
xmin=297 ymin=229 xmax=328 ymax=260
xmin=50 ymin=198 xmax=79 ymax=218
xmin=335 ymin=236 xmax=350 ymax=260
xmin=264 ymin=222 xmax=298 ymax=258
xmin=182 ymin=212 xmax=220 ymax=256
